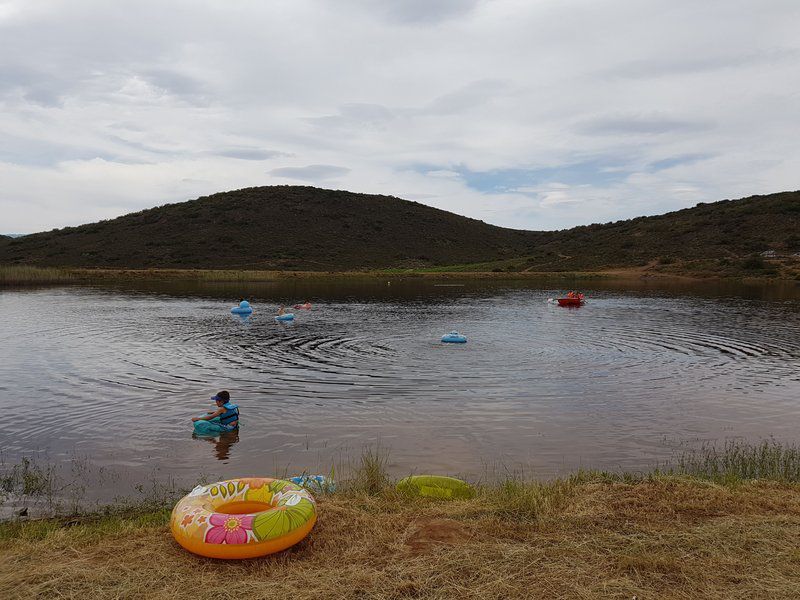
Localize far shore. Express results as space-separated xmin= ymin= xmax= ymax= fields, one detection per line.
xmin=3 ymin=263 xmax=798 ymax=286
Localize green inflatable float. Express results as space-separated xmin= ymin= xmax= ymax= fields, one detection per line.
xmin=396 ymin=475 xmax=476 ymax=500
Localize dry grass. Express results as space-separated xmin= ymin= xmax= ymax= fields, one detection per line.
xmin=63 ymin=267 xmax=617 ymax=282
xmin=3 ymin=476 xmax=800 ymax=599
xmin=0 ymin=265 xmax=75 ymax=285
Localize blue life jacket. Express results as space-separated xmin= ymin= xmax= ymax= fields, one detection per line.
xmin=219 ymin=402 xmax=239 ymax=427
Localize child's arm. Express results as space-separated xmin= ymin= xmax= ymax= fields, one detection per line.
xmin=192 ymin=407 xmax=225 ymax=422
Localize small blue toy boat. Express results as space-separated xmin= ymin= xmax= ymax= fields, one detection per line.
xmin=441 ymin=331 xmax=467 ymax=343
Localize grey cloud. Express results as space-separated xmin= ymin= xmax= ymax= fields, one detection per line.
xmin=424 ymin=79 xmax=513 ymax=115
xmin=270 ymin=164 xmax=350 ymax=181
xmin=104 ymin=135 xmax=177 ymax=157
xmin=0 ymin=65 xmax=67 ymax=106
xmin=307 ymin=103 xmax=397 ymax=131
xmin=648 ymin=153 xmax=714 ymax=171
xmin=608 ymin=48 xmax=800 ymax=79
xmin=0 ymin=133 xmax=117 ymax=167
xmin=342 ymin=0 xmax=481 ymax=24
xmin=215 ymin=148 xmax=289 ymax=161
xmin=578 ymin=115 xmax=714 ymax=136
xmin=140 ymin=69 xmax=210 ymax=102
xmin=308 ymin=80 xmax=511 ymax=134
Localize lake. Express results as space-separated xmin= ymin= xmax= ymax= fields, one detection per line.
xmin=1 ymin=277 xmax=799 ymax=501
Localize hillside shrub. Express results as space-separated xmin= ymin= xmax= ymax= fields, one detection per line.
xmin=742 ymin=254 xmax=766 ymax=270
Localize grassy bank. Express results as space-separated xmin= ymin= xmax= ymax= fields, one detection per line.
xmin=0 ymin=265 xmax=75 ymax=285
xmin=3 ymin=263 xmax=798 ymax=285
xmin=0 ymin=265 xmax=620 ymax=285
xmin=3 ymin=442 xmax=800 ymax=598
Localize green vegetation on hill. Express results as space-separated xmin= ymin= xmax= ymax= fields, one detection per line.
xmin=0 ymin=187 xmax=798 ymax=277
xmin=522 ymin=190 xmax=800 ymax=277
xmin=0 ymin=187 xmax=538 ymax=270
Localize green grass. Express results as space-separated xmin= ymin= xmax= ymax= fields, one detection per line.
xmin=677 ymin=439 xmax=800 ymax=483
xmin=3 ymin=440 xmax=800 ymax=525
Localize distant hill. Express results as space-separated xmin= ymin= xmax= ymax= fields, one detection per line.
xmin=0 ymin=187 xmax=798 ymax=275
xmin=0 ymin=187 xmax=540 ymax=270
xmin=514 ymin=190 xmax=800 ymax=275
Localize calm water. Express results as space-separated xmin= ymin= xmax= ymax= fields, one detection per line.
xmin=1 ymin=278 xmax=799 ymax=499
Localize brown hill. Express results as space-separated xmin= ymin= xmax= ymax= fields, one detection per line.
xmin=0 ymin=187 xmax=540 ymax=270
xmin=0 ymin=187 xmax=798 ymax=274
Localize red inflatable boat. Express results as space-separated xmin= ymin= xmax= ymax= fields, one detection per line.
xmin=557 ymin=298 xmax=583 ymax=306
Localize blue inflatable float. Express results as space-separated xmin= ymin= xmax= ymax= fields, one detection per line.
xmin=193 ymin=416 xmax=238 ymax=435
xmin=231 ymin=300 xmax=253 ymax=315
xmin=289 ymin=474 xmax=335 ymax=492
xmin=441 ymin=331 xmax=467 ymax=343
xmin=275 ymin=313 xmax=295 ymax=321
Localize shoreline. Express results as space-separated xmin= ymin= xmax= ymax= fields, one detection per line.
xmin=4 ymin=441 xmax=800 ymax=598
xmin=3 ymin=472 xmax=800 ymax=598
xmin=2 ymin=264 xmax=798 ymax=286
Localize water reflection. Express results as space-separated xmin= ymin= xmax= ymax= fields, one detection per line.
xmin=193 ymin=430 xmax=240 ymax=461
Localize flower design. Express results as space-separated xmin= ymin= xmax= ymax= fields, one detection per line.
xmin=240 ymin=477 xmax=269 ymax=489
xmin=205 ymin=513 xmax=254 ymax=544
xmin=197 ymin=515 xmax=207 ymax=524
xmin=181 ymin=514 xmax=194 ymax=527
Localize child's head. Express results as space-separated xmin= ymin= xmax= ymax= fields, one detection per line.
xmin=211 ymin=390 xmax=230 ymax=406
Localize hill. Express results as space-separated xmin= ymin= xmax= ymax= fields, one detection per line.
xmin=0 ymin=187 xmax=540 ymax=270
xmin=507 ymin=190 xmax=800 ymax=276
xmin=0 ymin=187 xmax=798 ymax=276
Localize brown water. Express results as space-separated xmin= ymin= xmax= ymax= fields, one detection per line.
xmin=1 ymin=277 xmax=799 ymax=500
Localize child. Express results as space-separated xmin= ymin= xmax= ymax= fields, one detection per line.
xmin=192 ymin=391 xmax=239 ymax=429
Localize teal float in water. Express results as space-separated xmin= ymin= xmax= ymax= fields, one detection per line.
xmin=192 ymin=417 xmax=233 ymax=435
xmin=231 ymin=300 xmax=253 ymax=315
xmin=275 ymin=313 xmax=295 ymax=321
xmin=441 ymin=331 xmax=467 ymax=343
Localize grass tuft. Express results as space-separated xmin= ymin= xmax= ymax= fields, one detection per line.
xmin=478 ymin=477 xmax=577 ymax=522
xmin=344 ymin=445 xmax=391 ymax=496
xmin=677 ymin=439 xmax=800 ymax=483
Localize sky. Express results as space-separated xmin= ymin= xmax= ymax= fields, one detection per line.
xmin=1 ymin=0 xmax=799 ymax=234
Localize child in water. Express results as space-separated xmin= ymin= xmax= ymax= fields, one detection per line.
xmin=192 ymin=391 xmax=239 ymax=429
xmin=278 ymin=305 xmax=286 ymax=315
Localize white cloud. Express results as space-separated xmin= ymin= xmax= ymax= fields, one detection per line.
xmin=1 ymin=0 xmax=799 ymax=233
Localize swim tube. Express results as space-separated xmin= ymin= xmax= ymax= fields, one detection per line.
xmin=231 ymin=301 xmax=253 ymax=315
xmin=275 ymin=313 xmax=295 ymax=321
xmin=171 ymin=478 xmax=317 ymax=559
xmin=441 ymin=331 xmax=467 ymax=343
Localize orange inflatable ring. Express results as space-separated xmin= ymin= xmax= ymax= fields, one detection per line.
xmin=170 ymin=478 xmax=317 ymax=559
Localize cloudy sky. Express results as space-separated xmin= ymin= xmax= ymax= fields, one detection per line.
xmin=1 ymin=0 xmax=799 ymax=233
